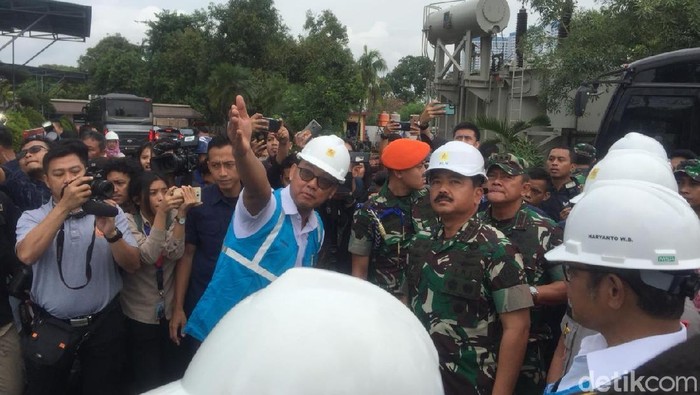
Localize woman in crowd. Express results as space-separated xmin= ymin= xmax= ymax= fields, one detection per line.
xmin=138 ymin=141 xmax=153 ymax=171
xmin=122 ymin=172 xmax=198 ymax=393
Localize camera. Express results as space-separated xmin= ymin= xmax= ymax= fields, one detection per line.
xmin=150 ymin=135 xmax=199 ymax=175
xmin=399 ymin=122 xmax=412 ymax=131
xmin=83 ymin=159 xmax=118 ymax=217
xmin=265 ymin=118 xmax=282 ymax=133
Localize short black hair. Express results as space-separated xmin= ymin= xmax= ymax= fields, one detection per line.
xmin=573 ymin=154 xmax=595 ymax=166
xmin=280 ymin=153 xmax=297 ymax=170
xmin=527 ymin=167 xmax=553 ymax=190
xmin=670 ymin=149 xmax=697 ymax=161
xmin=81 ymin=130 xmax=106 ymax=151
xmin=0 ymin=125 xmax=13 ymax=149
xmin=103 ymin=157 xmax=141 ymax=180
xmin=78 ymin=125 xmax=96 ymax=137
xmin=207 ymin=135 xmax=233 ymax=154
xmin=43 ymin=139 xmax=89 ymax=172
xmin=588 ymin=269 xmax=687 ymax=320
xmin=452 ymin=122 xmax=480 ymax=141
xmin=548 ymin=146 xmax=572 ymax=159
xmin=21 ymin=135 xmax=53 ymax=150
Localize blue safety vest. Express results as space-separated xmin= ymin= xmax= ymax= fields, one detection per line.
xmin=185 ymin=189 xmax=323 ymax=341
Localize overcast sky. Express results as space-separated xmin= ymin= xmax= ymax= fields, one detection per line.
xmin=0 ymin=0 xmax=600 ymax=71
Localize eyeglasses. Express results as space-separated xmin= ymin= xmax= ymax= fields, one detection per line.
xmin=562 ymin=263 xmax=606 ymax=282
xmin=297 ymin=167 xmax=337 ymax=190
xmin=18 ymin=145 xmax=47 ymax=159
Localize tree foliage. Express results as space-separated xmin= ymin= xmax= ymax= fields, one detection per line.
xmin=525 ymin=0 xmax=700 ymax=112
xmin=78 ymin=34 xmax=146 ymax=95
xmin=384 ymin=55 xmax=433 ymax=103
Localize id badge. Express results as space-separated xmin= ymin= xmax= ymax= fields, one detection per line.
xmin=155 ymin=300 xmax=165 ymax=321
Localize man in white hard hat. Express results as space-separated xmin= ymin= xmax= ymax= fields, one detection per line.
xmin=544 ymin=181 xmax=700 ymax=394
xmin=407 ymin=141 xmax=533 ymax=395
xmin=148 ymin=268 xmax=444 ymax=395
xmin=184 ymin=95 xmax=350 ymax=343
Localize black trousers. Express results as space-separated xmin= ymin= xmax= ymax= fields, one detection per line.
xmin=24 ymin=302 xmax=126 ymax=395
xmin=124 ymin=318 xmax=188 ymax=394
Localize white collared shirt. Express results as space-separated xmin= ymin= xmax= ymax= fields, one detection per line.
xmin=233 ymin=186 xmax=321 ymax=267
xmin=558 ymin=326 xmax=687 ymax=391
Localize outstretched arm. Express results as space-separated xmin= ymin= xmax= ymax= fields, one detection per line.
xmin=227 ymin=95 xmax=272 ymax=216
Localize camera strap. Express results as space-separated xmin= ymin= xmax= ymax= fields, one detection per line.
xmin=56 ymin=219 xmax=96 ymax=290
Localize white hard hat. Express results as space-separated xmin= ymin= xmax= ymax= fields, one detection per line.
xmin=608 ymin=132 xmax=668 ymax=160
xmin=546 ymin=181 xmax=700 ymax=270
xmin=146 ymin=268 xmax=444 ymax=395
xmin=570 ymin=149 xmax=676 ymax=204
xmin=426 ymin=141 xmax=486 ymax=179
xmin=297 ymin=135 xmax=350 ymax=182
xmin=105 ymin=131 xmax=119 ymax=140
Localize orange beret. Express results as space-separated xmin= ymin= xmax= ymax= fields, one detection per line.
xmin=381 ymin=139 xmax=431 ymax=170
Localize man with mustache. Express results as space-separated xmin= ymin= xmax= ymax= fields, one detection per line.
xmin=479 ymin=153 xmax=566 ymax=395
xmin=349 ymin=138 xmax=435 ymax=301
xmin=407 ymin=142 xmax=533 ymax=395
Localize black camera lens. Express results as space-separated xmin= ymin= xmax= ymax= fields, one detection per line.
xmin=90 ymin=179 xmax=114 ymax=199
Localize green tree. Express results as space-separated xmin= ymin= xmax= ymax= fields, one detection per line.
xmin=524 ymin=0 xmax=700 ymax=112
xmin=282 ymin=10 xmax=362 ymax=132
xmin=78 ymin=34 xmax=146 ymax=95
xmin=385 ymin=56 xmax=434 ymax=103
xmin=471 ymin=116 xmax=549 ymax=166
xmin=206 ymin=63 xmax=253 ymax=125
xmin=357 ymin=45 xmax=387 ymax=114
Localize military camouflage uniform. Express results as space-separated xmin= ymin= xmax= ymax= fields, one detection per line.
xmin=478 ymin=202 xmax=564 ymax=395
xmin=675 ymin=159 xmax=700 ymax=182
xmin=348 ymin=183 xmax=436 ymax=296
xmin=407 ymin=217 xmax=533 ymax=395
xmin=571 ymin=167 xmax=591 ymax=186
xmin=572 ymin=144 xmax=597 ymax=186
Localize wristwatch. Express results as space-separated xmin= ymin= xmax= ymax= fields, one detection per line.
xmin=175 ymin=216 xmax=186 ymax=225
xmin=529 ymin=286 xmax=539 ymax=304
xmin=105 ymin=229 xmax=123 ymax=243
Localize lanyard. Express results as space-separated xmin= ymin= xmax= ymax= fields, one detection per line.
xmin=143 ymin=222 xmax=165 ymax=293
xmin=56 ymin=219 xmax=96 ymax=290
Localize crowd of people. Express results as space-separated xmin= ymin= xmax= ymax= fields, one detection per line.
xmin=0 ymin=96 xmax=699 ymax=395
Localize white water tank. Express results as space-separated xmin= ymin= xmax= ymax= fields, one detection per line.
xmin=424 ymin=0 xmax=510 ymax=45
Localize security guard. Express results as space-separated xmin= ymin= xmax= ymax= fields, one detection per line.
xmin=541 ymin=146 xmax=581 ymax=222
xmin=349 ymin=138 xmax=435 ymax=300
xmin=407 ymin=142 xmax=533 ymax=395
xmin=544 ymin=181 xmax=700 ymax=394
xmin=479 ymin=153 xmax=566 ymax=395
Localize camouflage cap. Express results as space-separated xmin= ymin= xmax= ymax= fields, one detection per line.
xmin=675 ymin=159 xmax=700 ymax=182
xmin=486 ymin=153 xmax=530 ymax=176
xmin=574 ymin=143 xmax=597 ymax=159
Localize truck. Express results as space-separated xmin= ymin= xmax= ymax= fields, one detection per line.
xmin=575 ymin=48 xmax=700 ymax=157
xmin=83 ymin=93 xmax=154 ymax=155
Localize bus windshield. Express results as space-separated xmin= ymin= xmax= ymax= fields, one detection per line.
xmin=106 ymin=99 xmax=151 ymax=118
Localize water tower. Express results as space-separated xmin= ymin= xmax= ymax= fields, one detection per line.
xmin=423 ymin=0 xmax=540 ymax=141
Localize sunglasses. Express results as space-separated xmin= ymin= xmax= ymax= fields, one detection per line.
xmin=297 ymin=167 xmax=337 ymax=190
xmin=18 ymin=145 xmax=48 ymax=159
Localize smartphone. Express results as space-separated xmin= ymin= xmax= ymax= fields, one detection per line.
xmin=399 ymin=122 xmax=412 ymax=131
xmin=304 ymin=119 xmax=323 ymax=136
xmin=349 ymin=151 xmax=369 ymax=163
xmin=442 ymin=103 xmax=456 ymax=115
xmin=265 ymin=117 xmax=281 ymax=133
xmin=193 ymin=187 xmax=202 ymax=203
xmin=253 ymin=130 xmax=268 ymax=142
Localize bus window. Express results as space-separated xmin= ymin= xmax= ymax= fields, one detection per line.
xmin=106 ymin=100 xmax=151 ymax=118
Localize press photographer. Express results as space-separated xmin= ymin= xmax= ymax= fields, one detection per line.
xmin=14 ymin=140 xmax=140 ymax=395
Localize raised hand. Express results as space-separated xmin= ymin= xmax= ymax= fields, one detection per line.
xmin=227 ymin=95 xmax=253 ymax=157
xmin=419 ymin=100 xmax=446 ymax=126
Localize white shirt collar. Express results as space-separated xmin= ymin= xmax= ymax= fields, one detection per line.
xmin=582 ymin=326 xmax=687 ymax=386
xmin=280 ymin=186 xmax=318 ymax=232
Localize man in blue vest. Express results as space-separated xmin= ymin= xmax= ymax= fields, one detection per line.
xmin=185 ymin=95 xmax=350 ymax=342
